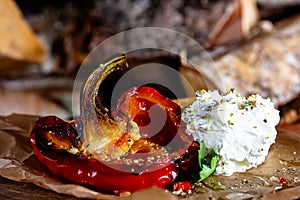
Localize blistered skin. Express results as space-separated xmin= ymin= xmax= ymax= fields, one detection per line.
xmin=30 ymin=116 xmax=178 ymax=193
xmin=30 ymin=54 xmax=193 ymax=193
xmin=182 ymin=89 xmax=280 ymax=176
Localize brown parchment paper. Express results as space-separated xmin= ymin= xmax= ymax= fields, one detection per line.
xmin=0 ymin=114 xmax=299 ymax=200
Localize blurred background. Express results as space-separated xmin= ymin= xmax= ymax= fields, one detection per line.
xmin=0 ymin=0 xmax=299 ymax=126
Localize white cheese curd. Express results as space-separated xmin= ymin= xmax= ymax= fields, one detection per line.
xmin=182 ymin=89 xmax=280 ymax=176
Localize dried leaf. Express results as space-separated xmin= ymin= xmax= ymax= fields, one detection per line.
xmin=0 ymin=0 xmax=46 ymax=73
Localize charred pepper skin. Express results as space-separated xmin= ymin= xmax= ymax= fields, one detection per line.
xmin=30 ymin=54 xmax=187 ymax=194
xmin=30 ymin=116 xmax=178 ymax=193
xmin=30 ymin=86 xmax=184 ymax=194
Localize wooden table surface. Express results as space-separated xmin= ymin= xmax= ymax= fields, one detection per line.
xmin=0 ymin=176 xmax=84 ymax=200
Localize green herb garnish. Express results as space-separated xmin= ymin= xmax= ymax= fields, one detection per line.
xmin=197 ymin=140 xmax=218 ymax=182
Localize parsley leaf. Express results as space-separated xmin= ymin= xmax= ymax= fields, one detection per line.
xmin=197 ymin=140 xmax=217 ymax=182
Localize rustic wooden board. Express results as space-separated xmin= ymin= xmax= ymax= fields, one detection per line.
xmin=0 ymin=176 xmax=82 ymax=200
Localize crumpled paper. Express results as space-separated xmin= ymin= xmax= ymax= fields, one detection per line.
xmin=0 ymin=114 xmax=176 ymax=200
xmin=0 ymin=114 xmax=299 ymax=200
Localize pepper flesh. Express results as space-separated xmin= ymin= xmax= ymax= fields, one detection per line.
xmin=113 ymin=86 xmax=182 ymax=147
xmin=30 ymin=116 xmax=177 ymax=193
xmin=30 ymin=54 xmax=188 ymax=193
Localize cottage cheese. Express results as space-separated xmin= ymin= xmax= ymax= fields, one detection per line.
xmin=182 ymin=89 xmax=280 ymax=176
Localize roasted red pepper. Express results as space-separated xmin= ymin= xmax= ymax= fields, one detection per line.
xmin=30 ymin=86 xmax=184 ymax=193
xmin=113 ymin=86 xmax=182 ymax=146
xmin=172 ymin=181 xmax=191 ymax=191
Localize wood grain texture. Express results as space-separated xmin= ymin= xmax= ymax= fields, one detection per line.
xmin=0 ymin=176 xmax=83 ymax=200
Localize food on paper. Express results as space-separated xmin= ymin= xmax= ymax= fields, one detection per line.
xmin=182 ymin=89 xmax=280 ymax=176
xmin=30 ymin=85 xmax=184 ymax=193
xmin=30 ymin=54 xmax=280 ymax=196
